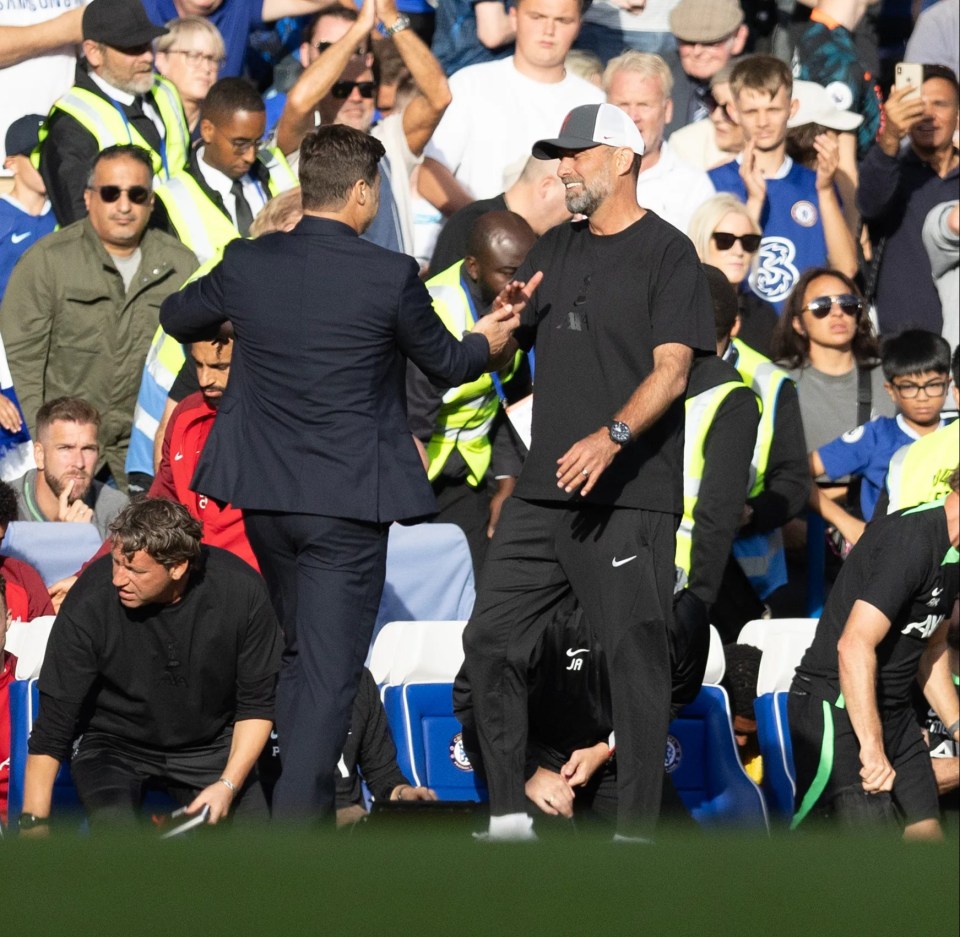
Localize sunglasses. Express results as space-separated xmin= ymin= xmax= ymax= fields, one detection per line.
xmin=801 ymin=294 xmax=864 ymax=318
xmin=711 ymin=232 xmax=761 ymax=252
xmin=331 ymin=80 xmax=375 ymax=99
xmin=87 ymin=184 xmax=151 ymax=205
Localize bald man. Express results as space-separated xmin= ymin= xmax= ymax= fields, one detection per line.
xmin=409 ymin=210 xmax=537 ymax=572
xmin=426 ymin=156 xmax=570 ymax=279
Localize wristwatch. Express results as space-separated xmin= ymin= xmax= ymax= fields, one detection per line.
xmin=383 ymin=13 xmax=411 ymax=36
xmin=608 ymin=420 xmax=632 ymax=446
xmin=18 ymin=813 xmax=50 ymax=831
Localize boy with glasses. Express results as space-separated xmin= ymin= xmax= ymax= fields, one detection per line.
xmin=809 ymin=329 xmax=951 ymax=549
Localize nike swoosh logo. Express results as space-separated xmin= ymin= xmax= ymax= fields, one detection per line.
xmin=11 ymin=233 xmax=30 ymax=244
xmin=611 ymin=555 xmax=637 ymax=567
xmin=565 ymin=648 xmax=589 ymax=657
xmin=173 ymin=452 xmax=184 ymax=461
xmin=931 ymin=587 xmax=943 ymax=597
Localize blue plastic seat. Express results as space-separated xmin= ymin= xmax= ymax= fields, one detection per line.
xmin=1 ymin=521 xmax=103 ymax=586
xmin=753 ymin=690 xmax=796 ymax=822
xmin=667 ymin=685 xmax=769 ymax=830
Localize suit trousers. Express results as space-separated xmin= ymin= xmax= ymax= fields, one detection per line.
xmin=462 ymin=496 xmax=676 ymax=837
xmin=243 ymin=510 xmax=389 ymax=820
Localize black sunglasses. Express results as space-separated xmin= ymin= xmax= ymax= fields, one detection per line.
xmin=88 ymin=184 xmax=151 ymax=205
xmin=801 ymin=294 xmax=864 ymax=318
xmin=711 ymin=232 xmax=761 ymax=252
xmin=331 ymin=80 xmax=375 ymax=99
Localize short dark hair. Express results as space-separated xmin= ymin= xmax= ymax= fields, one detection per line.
xmin=305 ymin=2 xmax=358 ymax=43
xmin=922 ymin=64 xmax=960 ymax=100
xmin=192 ymin=320 xmax=234 ymax=352
xmin=721 ymin=643 xmax=762 ymax=721
xmin=36 ymin=396 xmax=101 ymax=437
xmin=0 ymin=574 xmax=7 ymax=617
xmin=109 ymin=498 xmax=202 ymax=568
xmin=87 ymin=144 xmax=154 ymax=187
xmin=880 ymin=329 xmax=950 ymax=381
xmin=201 ymin=77 xmax=265 ymax=125
xmin=772 ymin=267 xmax=880 ymax=369
xmin=0 ymin=480 xmax=18 ymax=529
xmin=952 ymin=345 xmax=960 ymax=387
xmin=702 ymin=263 xmax=739 ymax=343
xmin=299 ymin=124 xmax=384 ymax=211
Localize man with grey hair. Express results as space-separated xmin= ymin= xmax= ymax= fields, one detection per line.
xmin=37 ymin=0 xmax=191 ymax=225
xmin=604 ymin=50 xmax=715 ymax=233
xmin=18 ymin=498 xmax=283 ymax=834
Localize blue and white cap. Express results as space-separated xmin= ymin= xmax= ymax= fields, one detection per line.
xmin=532 ymin=103 xmax=646 ymax=160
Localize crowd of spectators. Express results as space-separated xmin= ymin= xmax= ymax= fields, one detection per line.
xmin=0 ymin=0 xmax=956 ymax=835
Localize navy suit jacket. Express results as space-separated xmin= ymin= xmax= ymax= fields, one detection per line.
xmin=160 ymin=216 xmax=491 ymax=522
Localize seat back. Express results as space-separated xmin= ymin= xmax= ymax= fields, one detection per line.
xmin=667 ymin=684 xmax=769 ymax=830
xmin=368 ymin=620 xmax=467 ymax=687
xmin=7 ymin=679 xmax=81 ymax=827
xmin=1 ymin=521 xmax=103 ymax=586
xmin=737 ymin=617 xmax=818 ymax=695
xmin=754 ymin=690 xmax=796 ymax=822
xmin=369 ymin=523 xmax=476 ymax=653
xmin=382 ymin=682 xmax=486 ymax=803
xmin=703 ymin=624 xmax=726 ymax=685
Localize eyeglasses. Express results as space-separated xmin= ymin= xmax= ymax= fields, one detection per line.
xmin=213 ymin=125 xmax=265 ymax=155
xmin=331 ymin=80 xmax=376 ymax=100
xmin=87 ymin=184 xmax=151 ymax=204
xmin=711 ymin=232 xmax=761 ymax=252
xmin=801 ymin=294 xmax=864 ymax=318
xmin=166 ymin=48 xmax=225 ymax=69
xmin=890 ymin=379 xmax=948 ymax=399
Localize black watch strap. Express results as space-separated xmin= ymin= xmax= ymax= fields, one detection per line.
xmin=18 ymin=813 xmax=51 ymax=830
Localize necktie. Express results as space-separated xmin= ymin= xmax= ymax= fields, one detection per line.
xmin=231 ymin=180 xmax=254 ymax=237
xmin=127 ymin=96 xmax=162 ymax=152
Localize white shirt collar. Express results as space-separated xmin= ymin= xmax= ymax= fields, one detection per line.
xmin=897 ymin=412 xmax=944 ymax=440
xmin=196 ymin=146 xmax=235 ymax=201
xmin=734 ymin=151 xmax=793 ymax=180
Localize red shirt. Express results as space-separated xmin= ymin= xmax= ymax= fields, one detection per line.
xmin=0 ymin=555 xmax=55 ymax=622
xmin=0 ymin=650 xmax=17 ymax=825
xmin=148 ymin=392 xmax=260 ymax=571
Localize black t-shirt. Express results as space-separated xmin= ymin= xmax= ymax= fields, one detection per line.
xmin=513 ymin=213 xmax=715 ymax=512
xmin=795 ymin=500 xmax=959 ymax=708
xmin=31 ymin=547 xmax=284 ymax=760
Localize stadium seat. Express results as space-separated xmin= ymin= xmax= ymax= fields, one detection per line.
xmin=667 ymin=684 xmax=769 ymax=830
xmin=737 ymin=617 xmax=818 ymax=695
xmin=1 ymin=521 xmax=103 ymax=586
xmin=381 ymin=681 xmax=486 ymax=803
xmin=753 ymin=690 xmax=796 ymax=822
xmin=368 ymin=620 xmax=467 ymax=687
xmin=7 ymin=678 xmax=82 ymax=828
xmin=368 ymin=523 xmax=476 ymax=654
xmin=703 ymin=624 xmax=725 ymax=685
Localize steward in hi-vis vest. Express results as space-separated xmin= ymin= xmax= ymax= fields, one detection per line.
xmin=407 ymin=211 xmax=536 ymax=575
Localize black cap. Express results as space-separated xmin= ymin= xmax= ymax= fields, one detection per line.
xmin=5 ymin=114 xmax=45 ymax=158
xmin=83 ymin=0 xmax=168 ymax=48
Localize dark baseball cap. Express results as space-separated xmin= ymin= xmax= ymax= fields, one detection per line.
xmin=532 ymin=103 xmax=645 ymax=160
xmin=83 ymin=0 xmax=168 ymax=48
xmin=5 ymin=114 xmax=45 ymax=158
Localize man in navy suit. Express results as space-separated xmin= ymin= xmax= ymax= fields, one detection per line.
xmin=160 ymin=124 xmax=532 ymax=820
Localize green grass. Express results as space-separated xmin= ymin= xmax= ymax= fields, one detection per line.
xmin=3 ymin=820 xmax=957 ymax=936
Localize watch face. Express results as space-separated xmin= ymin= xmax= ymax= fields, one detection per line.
xmin=610 ymin=421 xmax=631 ymax=445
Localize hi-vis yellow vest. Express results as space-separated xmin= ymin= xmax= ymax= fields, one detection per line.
xmin=36 ymin=77 xmax=189 ymax=179
xmin=153 ymin=148 xmax=297 ymax=264
xmin=675 ymin=380 xmax=751 ymax=586
xmin=425 ymin=261 xmax=520 ymax=487
xmin=731 ymin=338 xmax=793 ymax=598
xmin=886 ymin=419 xmax=958 ymax=512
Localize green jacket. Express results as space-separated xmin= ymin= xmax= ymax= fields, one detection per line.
xmin=0 ymin=218 xmax=198 ymax=482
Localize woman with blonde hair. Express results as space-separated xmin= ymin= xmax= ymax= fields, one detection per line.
xmin=688 ymin=193 xmax=778 ymax=357
xmin=155 ymin=16 xmax=226 ymax=138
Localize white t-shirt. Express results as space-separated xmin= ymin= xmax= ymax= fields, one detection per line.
xmin=635 ymin=140 xmax=715 ymax=235
xmin=582 ymin=0 xmax=679 ymax=34
xmin=424 ymin=56 xmax=605 ymax=200
xmin=0 ymin=0 xmax=88 ymax=166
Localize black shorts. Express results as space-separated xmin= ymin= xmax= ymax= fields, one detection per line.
xmin=788 ymin=690 xmax=939 ymax=829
